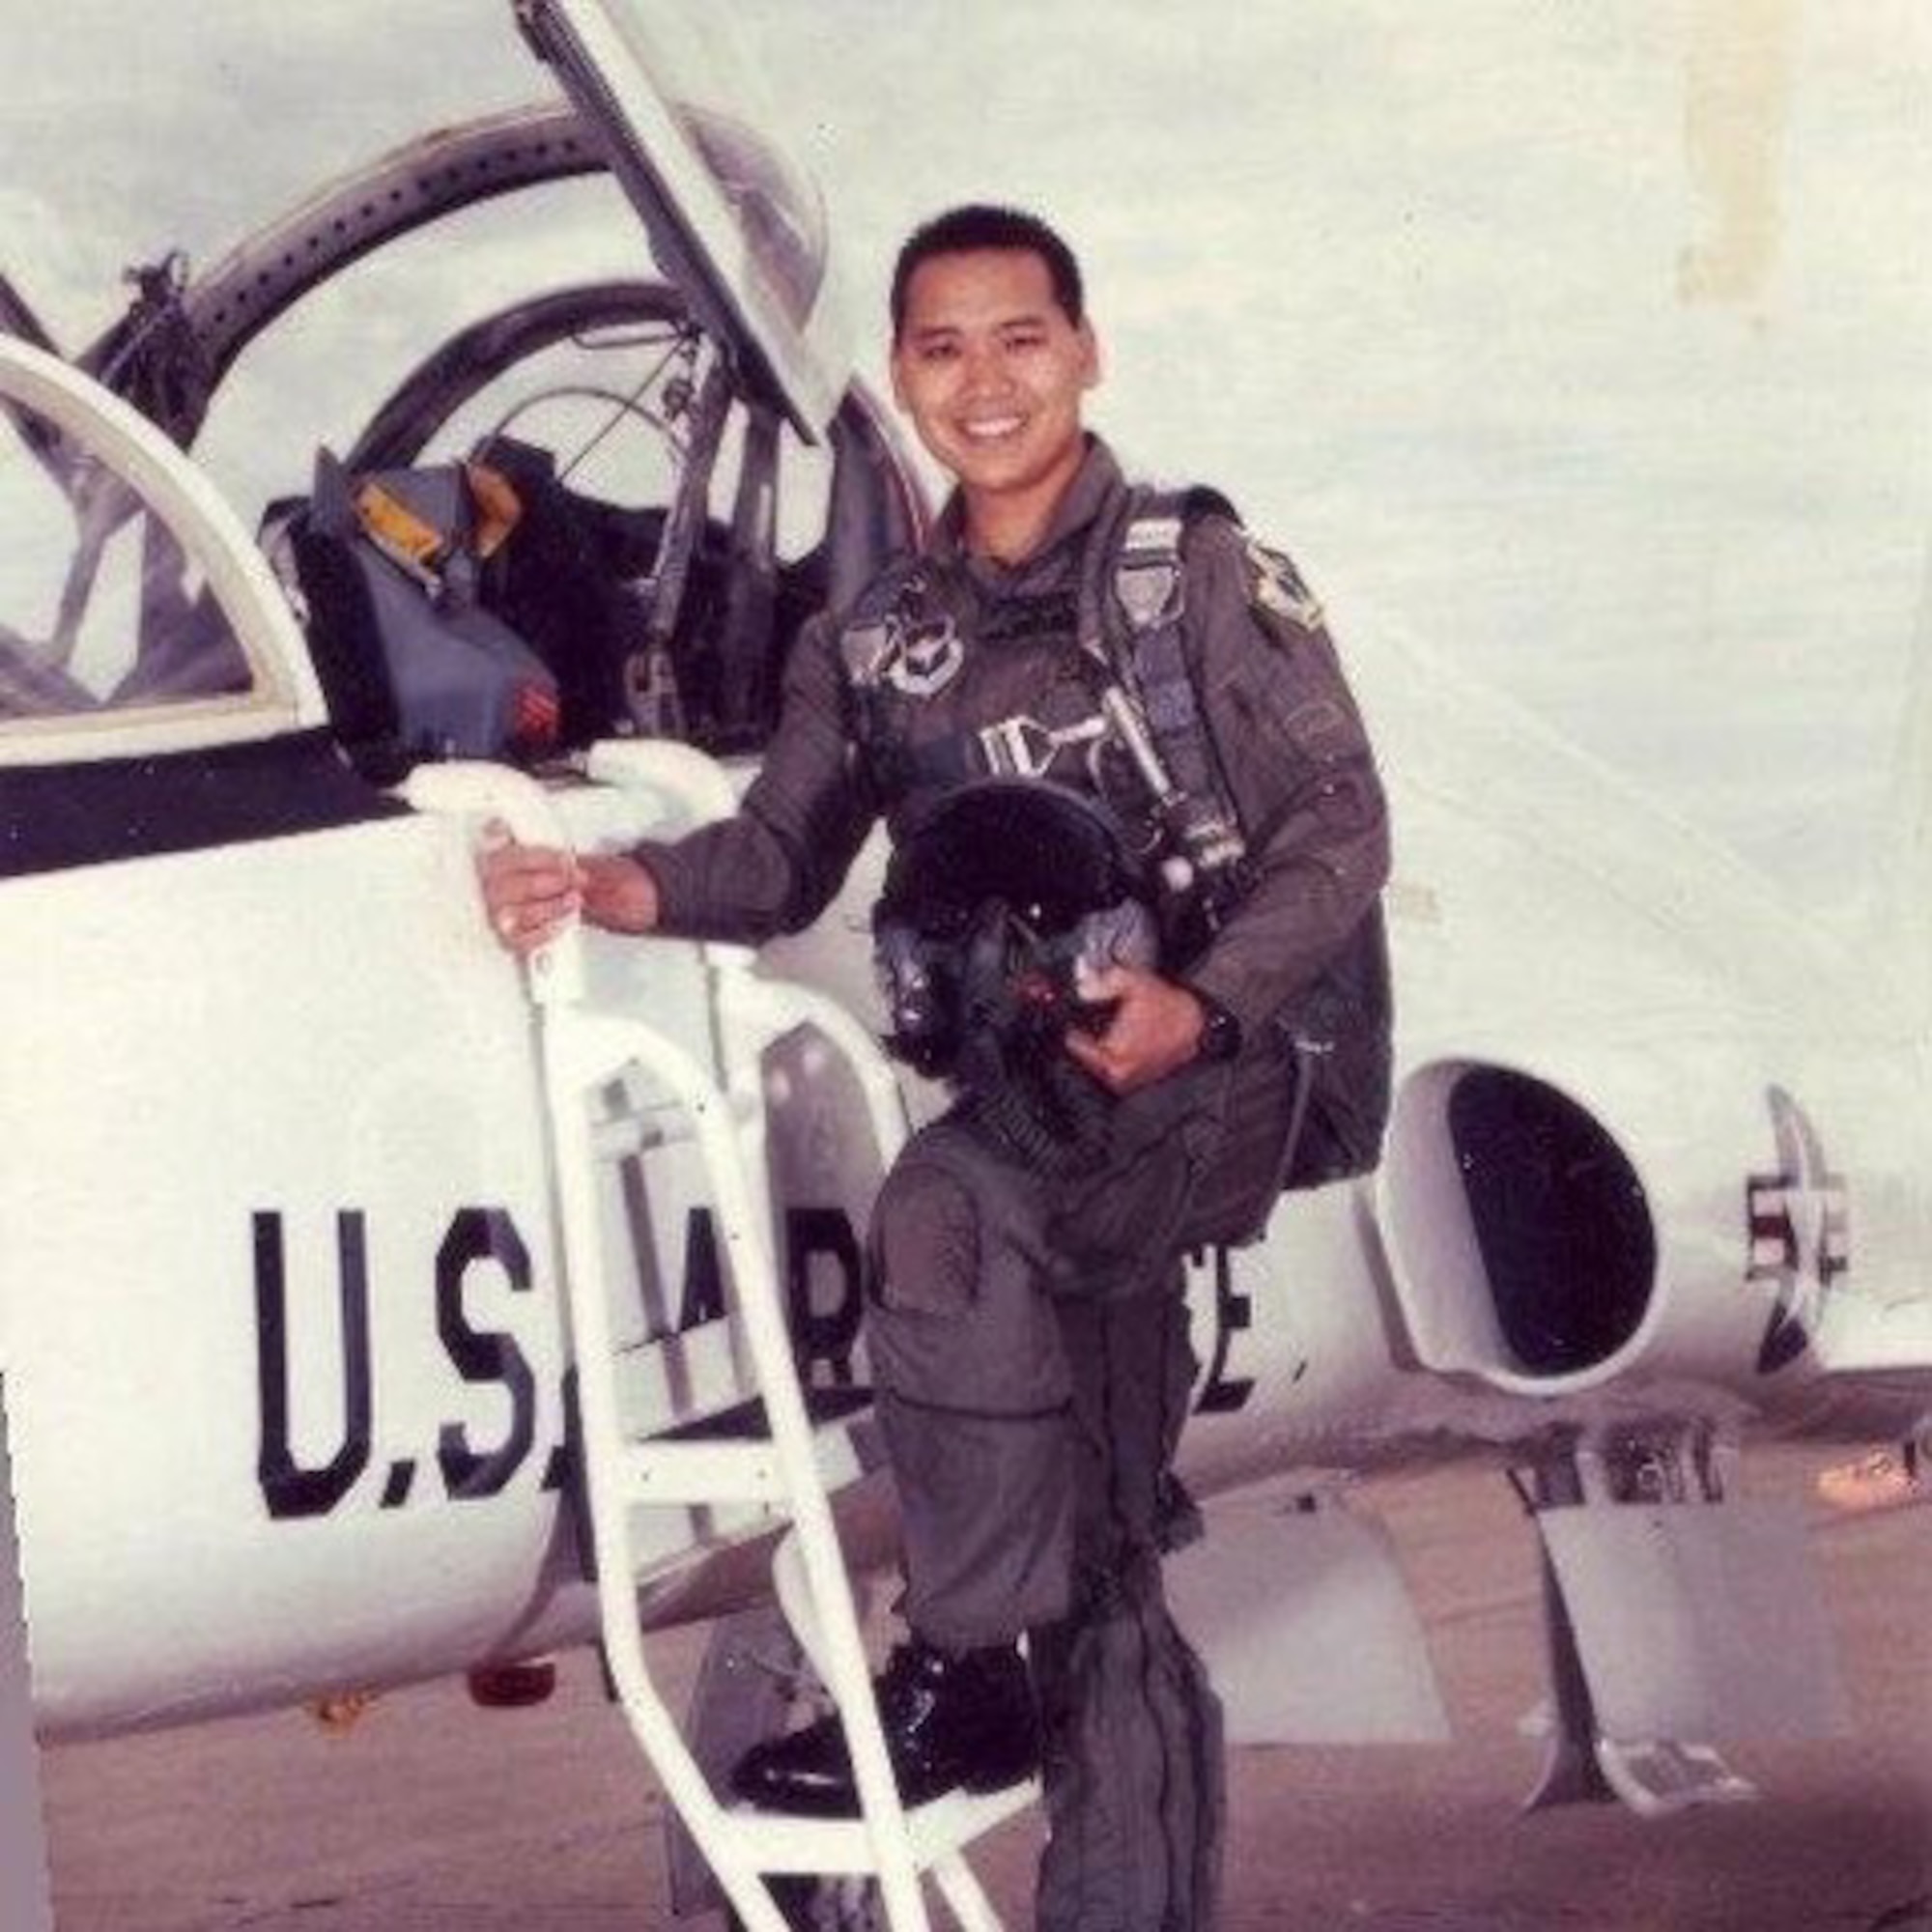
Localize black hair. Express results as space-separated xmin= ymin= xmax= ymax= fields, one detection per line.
xmin=890 ymin=204 xmax=1085 ymax=340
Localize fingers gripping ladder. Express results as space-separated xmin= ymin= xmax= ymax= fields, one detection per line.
xmin=441 ymin=753 xmax=1018 ymax=1932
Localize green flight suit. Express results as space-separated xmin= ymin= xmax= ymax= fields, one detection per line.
xmin=637 ymin=437 xmax=1388 ymax=1932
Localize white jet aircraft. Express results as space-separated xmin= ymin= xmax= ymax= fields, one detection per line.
xmin=3 ymin=3 xmax=1929 ymax=1927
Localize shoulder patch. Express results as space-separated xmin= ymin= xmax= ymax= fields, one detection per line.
xmin=839 ymin=610 xmax=967 ymax=698
xmin=1242 ymin=535 xmax=1324 ymax=634
xmin=840 ymin=615 xmax=896 ymax=687
xmin=840 ymin=563 xmax=969 ymax=698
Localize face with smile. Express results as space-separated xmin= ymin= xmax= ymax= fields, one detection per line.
xmin=890 ymin=246 xmax=1100 ymax=561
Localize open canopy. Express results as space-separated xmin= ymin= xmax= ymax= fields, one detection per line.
xmin=522 ymin=0 xmax=847 ymax=440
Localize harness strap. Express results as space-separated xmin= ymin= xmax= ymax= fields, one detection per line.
xmin=838 ymin=557 xmax=928 ymax=781
xmin=869 ymin=702 xmax=1113 ymax=793
xmin=842 ymin=563 xmax=1115 ymax=794
xmin=1093 ymin=488 xmax=1253 ymax=920
xmin=841 ymin=488 xmax=1258 ymax=930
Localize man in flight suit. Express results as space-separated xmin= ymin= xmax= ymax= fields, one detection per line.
xmin=480 ymin=204 xmax=1389 ymax=1932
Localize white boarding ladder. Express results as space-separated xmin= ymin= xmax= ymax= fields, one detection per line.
xmin=426 ymin=749 xmax=1036 ymax=1932
xmin=544 ymin=935 xmax=1038 ymax=1931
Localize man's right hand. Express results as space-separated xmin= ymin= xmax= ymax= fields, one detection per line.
xmin=475 ymin=819 xmax=661 ymax=956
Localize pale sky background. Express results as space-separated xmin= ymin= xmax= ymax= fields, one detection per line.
xmin=5 ymin=0 xmax=1931 ymax=920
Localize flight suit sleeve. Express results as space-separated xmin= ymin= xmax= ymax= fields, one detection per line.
xmin=1179 ymin=517 xmax=1390 ymax=1035
xmin=631 ymin=610 xmax=879 ymax=944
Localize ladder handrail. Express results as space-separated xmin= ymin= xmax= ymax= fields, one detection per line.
xmin=543 ymin=985 xmax=938 ymax=1931
xmin=541 ymin=1011 xmax=780 ymax=1919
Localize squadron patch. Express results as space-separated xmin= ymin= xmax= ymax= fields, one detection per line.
xmin=1244 ymin=536 xmax=1324 ymax=634
xmin=884 ymin=612 xmax=965 ymax=698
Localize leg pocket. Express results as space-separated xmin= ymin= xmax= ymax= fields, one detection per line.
xmin=871 ymin=1155 xmax=981 ymax=1320
xmin=867 ymin=1125 xmax=1069 ymax=1415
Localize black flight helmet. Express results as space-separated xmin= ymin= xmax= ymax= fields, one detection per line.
xmin=872 ymin=781 xmax=1158 ymax=1079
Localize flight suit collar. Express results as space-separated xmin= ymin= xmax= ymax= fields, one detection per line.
xmin=929 ymin=437 xmax=1125 ymax=591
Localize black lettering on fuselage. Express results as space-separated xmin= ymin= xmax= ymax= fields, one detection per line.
xmin=1193 ymin=1247 xmax=1255 ymax=1415
xmin=786 ymin=1208 xmax=865 ymax=1386
xmin=436 ymin=1208 xmax=538 ymax=1500
xmin=674 ymin=1208 xmax=863 ymax=1372
xmin=678 ymin=1208 xmax=728 ymax=1333
xmin=253 ymin=1210 xmax=375 ymax=1520
xmin=255 ymin=1199 xmax=1251 ymax=1522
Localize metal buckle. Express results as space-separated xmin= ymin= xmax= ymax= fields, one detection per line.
xmin=978 ymin=711 xmax=1107 ymax=778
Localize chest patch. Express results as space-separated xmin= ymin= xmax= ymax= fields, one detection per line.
xmin=884 ymin=612 xmax=966 ymax=698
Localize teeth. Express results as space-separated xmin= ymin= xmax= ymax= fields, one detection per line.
xmin=963 ymin=416 xmax=1023 ymax=440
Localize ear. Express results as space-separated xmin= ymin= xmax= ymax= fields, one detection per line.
xmin=1076 ymin=321 xmax=1102 ymax=390
xmin=889 ymin=347 xmax=910 ymax=412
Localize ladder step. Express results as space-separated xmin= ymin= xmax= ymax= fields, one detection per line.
xmin=713 ymin=1779 xmax=1040 ymax=1877
xmin=590 ymin=1087 xmax=761 ymax=1161
xmin=714 ymin=1808 xmax=871 ymax=1875
xmin=655 ymin=1385 xmax=875 ymax=1441
xmin=590 ymin=1113 xmax=678 ymax=1160
xmin=623 ymin=1439 xmax=789 ymax=1506
xmin=619 ymin=1389 xmax=881 ymax=1508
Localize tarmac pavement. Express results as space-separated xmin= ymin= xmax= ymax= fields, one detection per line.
xmin=40 ymin=1452 xmax=1932 ymax=1931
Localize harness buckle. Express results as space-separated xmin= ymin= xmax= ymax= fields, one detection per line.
xmin=1114 ymin=556 xmax=1183 ymax=632
xmin=1114 ymin=513 xmax=1188 ymax=632
xmin=978 ymin=711 xmax=1107 ymax=780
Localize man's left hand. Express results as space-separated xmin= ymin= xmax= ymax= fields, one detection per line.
xmin=1063 ymin=964 xmax=1207 ymax=1095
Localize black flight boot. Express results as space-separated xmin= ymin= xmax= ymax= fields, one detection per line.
xmin=728 ymin=1637 xmax=1039 ymax=1818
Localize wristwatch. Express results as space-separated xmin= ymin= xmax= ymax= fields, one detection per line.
xmin=1191 ymin=990 xmax=1243 ymax=1064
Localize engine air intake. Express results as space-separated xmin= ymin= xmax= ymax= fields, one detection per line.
xmin=1379 ymin=1061 xmax=1659 ymax=1390
xmin=1446 ymin=1067 xmax=1655 ymax=1375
